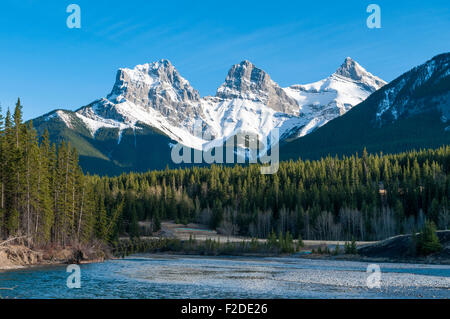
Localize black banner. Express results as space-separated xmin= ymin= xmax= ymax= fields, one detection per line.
xmin=1 ymin=299 xmax=448 ymax=318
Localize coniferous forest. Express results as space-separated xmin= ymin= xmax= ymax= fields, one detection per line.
xmin=1 ymin=100 xmax=449 ymax=247
xmin=0 ymin=100 xmax=112 ymax=247
xmin=99 ymin=144 xmax=450 ymax=242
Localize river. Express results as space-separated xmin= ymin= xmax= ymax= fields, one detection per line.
xmin=0 ymin=255 xmax=449 ymax=299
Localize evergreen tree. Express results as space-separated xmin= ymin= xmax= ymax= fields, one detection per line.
xmin=95 ymin=196 xmax=108 ymax=241
xmin=417 ymin=221 xmax=442 ymax=255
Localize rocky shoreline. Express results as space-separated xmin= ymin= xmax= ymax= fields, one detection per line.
xmin=0 ymin=244 xmax=108 ymax=271
xmin=2 ymin=231 xmax=449 ymax=270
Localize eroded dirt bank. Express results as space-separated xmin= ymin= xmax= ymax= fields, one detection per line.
xmin=0 ymin=244 xmax=108 ymax=270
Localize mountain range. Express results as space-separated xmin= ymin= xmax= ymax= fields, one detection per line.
xmin=31 ymin=53 xmax=449 ymax=175
xmin=280 ymin=53 xmax=450 ymax=160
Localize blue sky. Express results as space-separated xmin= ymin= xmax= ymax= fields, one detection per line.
xmin=0 ymin=0 xmax=449 ymax=120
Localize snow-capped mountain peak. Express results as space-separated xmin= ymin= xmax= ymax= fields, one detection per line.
xmin=108 ymin=59 xmax=200 ymax=105
xmin=72 ymin=59 xmax=209 ymax=149
xmin=54 ymin=57 xmax=386 ymax=153
xmin=216 ymin=60 xmax=272 ymax=100
xmin=216 ymin=60 xmax=299 ymax=115
xmin=334 ymin=57 xmax=386 ymax=89
xmin=335 ymin=57 xmax=367 ymax=80
xmin=282 ymin=57 xmax=386 ymax=137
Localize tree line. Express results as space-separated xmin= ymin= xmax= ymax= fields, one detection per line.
xmin=98 ymin=145 xmax=450 ymax=241
xmin=0 ymin=99 xmax=115 ymax=247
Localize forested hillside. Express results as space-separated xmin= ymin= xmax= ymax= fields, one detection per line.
xmin=0 ymin=99 xmax=114 ymax=247
xmin=98 ymin=146 xmax=450 ymax=241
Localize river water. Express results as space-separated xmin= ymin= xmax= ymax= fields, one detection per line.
xmin=0 ymin=255 xmax=449 ymax=299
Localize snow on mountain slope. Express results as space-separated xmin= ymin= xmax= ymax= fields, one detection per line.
xmin=55 ymin=58 xmax=385 ymax=152
xmin=74 ymin=60 xmax=207 ymax=149
xmin=76 ymin=98 xmax=205 ymax=149
xmin=199 ymin=60 xmax=300 ymax=151
xmin=45 ymin=110 xmax=76 ymax=129
xmin=284 ymin=57 xmax=386 ymax=137
xmin=374 ymin=53 xmax=450 ymax=126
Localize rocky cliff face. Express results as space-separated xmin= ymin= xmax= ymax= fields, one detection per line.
xmin=108 ymin=60 xmax=202 ymax=122
xmin=80 ymin=60 xmax=206 ymax=139
xmin=216 ymin=60 xmax=299 ymax=115
xmin=335 ymin=57 xmax=386 ymax=90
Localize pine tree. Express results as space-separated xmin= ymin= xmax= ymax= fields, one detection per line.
xmin=24 ymin=121 xmax=40 ymax=242
xmin=4 ymin=108 xmax=19 ymax=236
xmin=36 ymin=130 xmax=54 ymax=243
xmin=12 ymin=99 xmax=25 ymax=235
xmin=95 ymin=196 xmax=108 ymax=241
xmin=417 ymin=221 xmax=442 ymax=255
